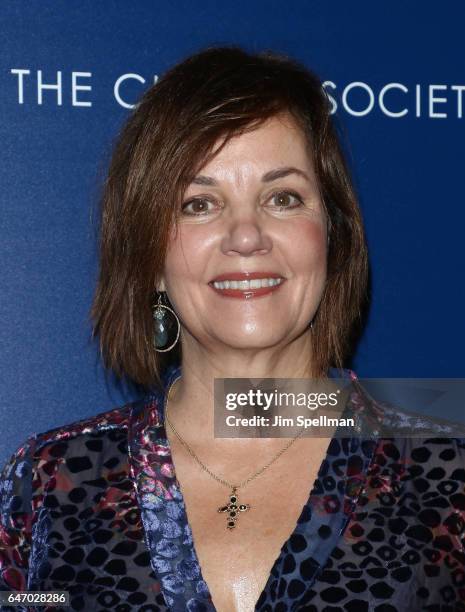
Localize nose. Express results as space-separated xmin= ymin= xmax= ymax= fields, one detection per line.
xmin=220 ymin=208 xmax=273 ymax=257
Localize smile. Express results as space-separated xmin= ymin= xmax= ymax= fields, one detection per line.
xmin=208 ymin=277 xmax=286 ymax=299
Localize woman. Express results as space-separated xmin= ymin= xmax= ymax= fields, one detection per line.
xmin=1 ymin=46 xmax=464 ymax=612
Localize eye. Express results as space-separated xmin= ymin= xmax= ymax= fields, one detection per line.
xmin=268 ymin=190 xmax=304 ymax=210
xmin=180 ymin=197 xmax=217 ymax=216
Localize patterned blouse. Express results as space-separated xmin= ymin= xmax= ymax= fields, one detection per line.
xmin=1 ymin=364 xmax=464 ymax=611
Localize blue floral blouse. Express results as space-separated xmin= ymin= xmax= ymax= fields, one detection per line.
xmin=1 ymin=364 xmax=464 ymax=611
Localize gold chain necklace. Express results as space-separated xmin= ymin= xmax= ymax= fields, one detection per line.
xmin=164 ymin=375 xmax=306 ymax=530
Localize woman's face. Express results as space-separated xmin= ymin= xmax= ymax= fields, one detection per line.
xmin=160 ymin=112 xmax=328 ymax=353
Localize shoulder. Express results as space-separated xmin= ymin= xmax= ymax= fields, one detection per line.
xmin=345 ymin=377 xmax=465 ymax=482
xmin=0 ymin=395 xmax=160 ymax=522
xmin=32 ymin=401 xmax=135 ymax=453
xmin=4 ymin=401 xmax=137 ymax=473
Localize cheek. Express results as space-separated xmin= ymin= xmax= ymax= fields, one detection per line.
xmin=288 ymin=219 xmax=327 ymax=270
xmin=164 ymin=226 xmax=210 ymax=280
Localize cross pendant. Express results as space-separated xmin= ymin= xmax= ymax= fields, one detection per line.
xmin=217 ymin=487 xmax=251 ymax=529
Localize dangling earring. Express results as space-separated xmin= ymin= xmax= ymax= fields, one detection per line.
xmin=309 ymin=320 xmax=314 ymax=330
xmin=152 ymin=292 xmax=181 ymax=352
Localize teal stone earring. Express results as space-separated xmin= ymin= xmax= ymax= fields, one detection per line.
xmin=152 ymin=291 xmax=181 ymax=352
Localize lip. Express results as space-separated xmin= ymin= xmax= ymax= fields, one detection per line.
xmin=209 ymin=271 xmax=285 ymax=282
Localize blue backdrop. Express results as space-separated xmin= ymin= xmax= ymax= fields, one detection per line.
xmin=1 ymin=1 xmax=464 ymax=466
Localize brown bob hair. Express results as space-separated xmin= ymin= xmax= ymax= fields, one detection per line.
xmin=90 ymin=45 xmax=369 ymax=391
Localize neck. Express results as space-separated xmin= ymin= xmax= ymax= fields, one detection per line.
xmin=165 ymin=329 xmax=317 ymax=449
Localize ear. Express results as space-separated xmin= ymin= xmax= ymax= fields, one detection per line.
xmin=157 ymin=276 xmax=167 ymax=293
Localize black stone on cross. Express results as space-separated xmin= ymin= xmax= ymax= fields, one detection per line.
xmin=218 ymin=487 xmax=250 ymax=529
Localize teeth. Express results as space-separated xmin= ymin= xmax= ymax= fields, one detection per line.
xmin=212 ymin=278 xmax=284 ymax=290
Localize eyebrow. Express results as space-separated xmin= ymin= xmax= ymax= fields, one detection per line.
xmin=190 ymin=166 xmax=311 ymax=186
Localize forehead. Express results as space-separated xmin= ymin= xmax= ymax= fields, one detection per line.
xmin=198 ymin=113 xmax=313 ymax=177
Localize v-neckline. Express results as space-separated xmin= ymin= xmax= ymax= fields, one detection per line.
xmin=128 ymin=366 xmax=380 ymax=611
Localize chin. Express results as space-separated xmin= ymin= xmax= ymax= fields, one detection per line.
xmin=211 ymin=330 xmax=289 ymax=349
